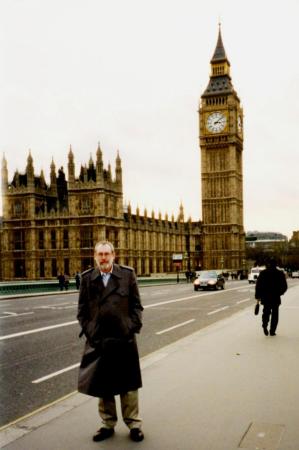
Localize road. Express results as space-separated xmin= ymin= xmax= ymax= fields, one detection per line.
xmin=0 ymin=279 xmax=293 ymax=427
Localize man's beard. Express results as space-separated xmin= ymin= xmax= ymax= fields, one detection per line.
xmin=98 ymin=261 xmax=113 ymax=271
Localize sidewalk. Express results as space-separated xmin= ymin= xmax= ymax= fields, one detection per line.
xmin=1 ymin=285 xmax=299 ymax=450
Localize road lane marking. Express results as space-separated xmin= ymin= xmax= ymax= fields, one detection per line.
xmin=32 ymin=363 xmax=80 ymax=384
xmin=0 ymin=285 xmax=246 ymax=339
xmin=144 ymin=285 xmax=245 ymax=309
xmin=0 ymin=320 xmax=78 ymax=341
xmin=0 ymin=312 xmax=34 ymax=319
xmin=156 ymin=319 xmax=195 ymax=335
xmin=236 ymin=298 xmax=250 ymax=304
xmin=207 ymin=306 xmax=229 ymax=315
xmin=150 ymin=290 xmax=171 ymax=296
xmin=144 ymin=294 xmax=211 ymax=308
xmin=34 ymin=305 xmax=77 ymax=310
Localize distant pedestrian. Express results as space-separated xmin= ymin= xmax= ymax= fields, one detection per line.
xmin=64 ymin=274 xmax=69 ymax=290
xmin=77 ymin=240 xmax=144 ymax=443
xmin=57 ymin=273 xmax=65 ymax=291
xmin=75 ymin=272 xmax=81 ymax=290
xmin=185 ymin=270 xmax=190 ymax=283
xmin=255 ymin=257 xmax=287 ymax=336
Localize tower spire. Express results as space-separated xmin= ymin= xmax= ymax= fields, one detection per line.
xmin=211 ymin=23 xmax=228 ymax=63
xmin=202 ymin=25 xmax=234 ymax=97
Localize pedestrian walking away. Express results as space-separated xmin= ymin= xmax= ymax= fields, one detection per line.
xmin=57 ymin=273 xmax=65 ymax=291
xmin=77 ymin=240 xmax=144 ymax=443
xmin=64 ymin=273 xmax=70 ymax=290
xmin=255 ymin=257 xmax=287 ymax=336
xmin=75 ymin=271 xmax=81 ymax=290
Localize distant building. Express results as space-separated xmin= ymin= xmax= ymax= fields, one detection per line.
xmin=1 ymin=147 xmax=202 ymax=280
xmin=289 ymin=231 xmax=299 ymax=248
xmin=246 ymin=231 xmax=288 ymax=252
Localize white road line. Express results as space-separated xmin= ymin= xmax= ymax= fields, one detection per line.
xmin=0 ymin=312 xmax=34 ymax=319
xmin=0 ymin=285 xmax=244 ymax=340
xmin=156 ymin=319 xmax=195 ymax=335
xmin=207 ymin=306 xmax=229 ymax=315
xmin=33 ymin=302 xmax=74 ymax=309
xmin=144 ymin=295 xmax=200 ymax=308
xmin=32 ymin=363 xmax=80 ymax=384
xmin=236 ymin=298 xmax=251 ymax=304
xmin=0 ymin=320 xmax=77 ymax=341
xmin=144 ymin=285 xmax=244 ymax=309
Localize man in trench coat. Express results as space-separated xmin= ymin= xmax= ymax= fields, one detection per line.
xmin=77 ymin=240 xmax=144 ymax=442
xmin=255 ymin=257 xmax=287 ymax=336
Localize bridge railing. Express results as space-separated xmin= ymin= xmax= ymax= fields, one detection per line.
xmin=0 ymin=275 xmax=185 ymax=297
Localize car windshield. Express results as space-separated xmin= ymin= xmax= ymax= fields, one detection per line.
xmin=199 ymin=271 xmax=217 ymax=279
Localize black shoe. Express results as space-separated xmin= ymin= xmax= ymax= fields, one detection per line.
xmin=270 ymin=331 xmax=276 ymax=336
xmin=263 ymin=326 xmax=269 ymax=336
xmin=130 ymin=428 xmax=144 ymax=442
xmin=93 ymin=427 xmax=114 ymax=442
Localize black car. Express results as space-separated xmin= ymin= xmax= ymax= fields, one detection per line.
xmin=193 ymin=270 xmax=225 ymax=291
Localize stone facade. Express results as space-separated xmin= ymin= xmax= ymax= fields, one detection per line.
xmin=199 ymin=27 xmax=246 ymax=270
xmin=1 ymin=146 xmax=202 ymax=280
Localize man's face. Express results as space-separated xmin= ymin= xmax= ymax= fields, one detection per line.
xmin=94 ymin=244 xmax=115 ymax=272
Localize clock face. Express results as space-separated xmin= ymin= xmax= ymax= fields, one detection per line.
xmin=206 ymin=112 xmax=226 ymax=133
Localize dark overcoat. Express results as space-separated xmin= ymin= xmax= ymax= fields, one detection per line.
xmin=77 ymin=264 xmax=143 ymax=397
xmin=255 ymin=267 xmax=287 ymax=306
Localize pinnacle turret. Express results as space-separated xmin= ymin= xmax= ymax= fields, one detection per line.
xmin=26 ymin=149 xmax=34 ymax=187
xmin=1 ymin=154 xmax=8 ymax=191
xmin=68 ymin=145 xmax=75 ymax=182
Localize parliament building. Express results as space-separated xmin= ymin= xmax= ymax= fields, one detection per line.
xmin=0 ymin=28 xmax=245 ymax=280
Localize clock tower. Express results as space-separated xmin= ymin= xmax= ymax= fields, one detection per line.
xmin=199 ymin=26 xmax=245 ymax=271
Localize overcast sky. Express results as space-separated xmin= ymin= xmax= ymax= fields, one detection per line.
xmin=1 ymin=0 xmax=298 ymax=238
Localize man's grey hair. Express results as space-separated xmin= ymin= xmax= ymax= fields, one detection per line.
xmin=94 ymin=240 xmax=115 ymax=253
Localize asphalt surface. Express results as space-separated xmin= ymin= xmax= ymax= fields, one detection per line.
xmin=1 ymin=279 xmax=299 ymax=450
xmin=1 ymin=279 xmax=295 ymax=428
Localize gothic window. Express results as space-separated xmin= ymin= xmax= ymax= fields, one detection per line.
xmin=80 ymin=196 xmax=93 ymax=214
xmin=51 ymin=230 xmax=56 ymax=249
xmin=81 ymin=257 xmax=93 ymax=271
xmin=40 ymin=259 xmax=45 ymax=277
xmin=14 ymin=259 xmax=26 ymax=278
xmin=14 ymin=201 xmax=23 ymax=216
xmin=64 ymin=259 xmax=69 ymax=275
xmin=63 ymin=229 xmax=69 ymax=249
xmin=38 ymin=230 xmax=44 ymax=249
xmin=80 ymin=227 xmax=93 ymax=248
xmin=52 ymin=259 xmax=57 ymax=277
xmin=14 ymin=230 xmax=25 ymax=250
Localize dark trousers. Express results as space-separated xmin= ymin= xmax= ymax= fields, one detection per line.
xmin=262 ymin=304 xmax=279 ymax=333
